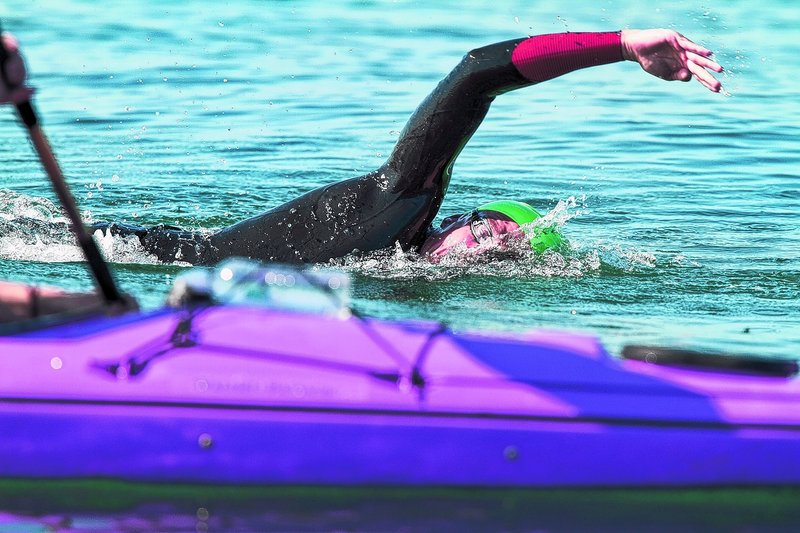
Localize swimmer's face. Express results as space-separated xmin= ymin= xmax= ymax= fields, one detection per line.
xmin=420 ymin=211 xmax=522 ymax=260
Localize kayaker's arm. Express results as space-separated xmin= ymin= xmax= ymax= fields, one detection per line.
xmin=0 ymin=281 xmax=110 ymax=323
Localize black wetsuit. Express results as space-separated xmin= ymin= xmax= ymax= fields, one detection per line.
xmin=94 ymin=33 xmax=623 ymax=265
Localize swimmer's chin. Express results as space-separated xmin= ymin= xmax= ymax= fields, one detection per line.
xmin=418 ymin=239 xmax=471 ymax=262
xmin=421 ymin=241 xmax=523 ymax=264
xmin=420 ymin=245 xmax=448 ymax=263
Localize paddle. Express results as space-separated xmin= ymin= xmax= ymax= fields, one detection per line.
xmin=0 ymin=22 xmax=126 ymax=307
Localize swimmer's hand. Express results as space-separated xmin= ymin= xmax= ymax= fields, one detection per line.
xmin=0 ymin=32 xmax=34 ymax=105
xmin=621 ymin=29 xmax=723 ymax=93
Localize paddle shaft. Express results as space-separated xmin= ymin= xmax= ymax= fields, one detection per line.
xmin=0 ymin=25 xmax=124 ymax=305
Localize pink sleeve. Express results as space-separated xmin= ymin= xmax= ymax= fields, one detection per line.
xmin=511 ymin=32 xmax=623 ymax=83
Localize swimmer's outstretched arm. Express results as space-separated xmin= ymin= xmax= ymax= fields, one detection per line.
xmin=382 ymin=29 xmax=722 ymax=248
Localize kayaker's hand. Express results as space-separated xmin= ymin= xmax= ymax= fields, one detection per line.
xmin=621 ymin=29 xmax=723 ymax=92
xmin=0 ymin=32 xmax=34 ymax=105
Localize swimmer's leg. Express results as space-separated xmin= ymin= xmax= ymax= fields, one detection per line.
xmin=90 ymin=222 xmax=211 ymax=265
xmin=140 ymin=224 xmax=211 ymax=265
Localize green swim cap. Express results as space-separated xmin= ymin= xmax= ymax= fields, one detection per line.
xmin=477 ymin=200 xmax=563 ymax=253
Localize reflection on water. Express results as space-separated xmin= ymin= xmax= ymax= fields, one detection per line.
xmin=2 ymin=482 xmax=800 ymax=532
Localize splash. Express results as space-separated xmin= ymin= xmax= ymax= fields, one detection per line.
xmin=0 ymin=190 xmax=67 ymax=223
xmin=331 ymin=241 xmax=605 ymax=281
xmin=330 ymin=196 xmax=669 ymax=280
xmin=93 ymin=228 xmax=165 ymax=265
xmin=531 ymin=195 xmax=587 ymax=229
xmin=332 ymin=240 xmax=666 ymax=281
xmin=0 ymin=191 xmax=671 ymax=273
xmin=0 ymin=190 xmax=162 ymax=264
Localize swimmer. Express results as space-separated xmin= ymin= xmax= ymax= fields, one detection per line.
xmin=3 ymin=28 xmax=723 ymax=266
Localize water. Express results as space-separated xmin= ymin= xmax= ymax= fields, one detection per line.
xmin=0 ymin=0 xmax=798 ymax=529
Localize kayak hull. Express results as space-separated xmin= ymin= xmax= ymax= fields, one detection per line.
xmin=2 ymin=398 xmax=799 ymax=487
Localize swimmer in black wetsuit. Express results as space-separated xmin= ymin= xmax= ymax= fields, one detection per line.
xmin=3 ymin=29 xmax=723 ymax=266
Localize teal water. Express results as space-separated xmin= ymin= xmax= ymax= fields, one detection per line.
xmin=0 ymin=0 xmax=798 ymax=529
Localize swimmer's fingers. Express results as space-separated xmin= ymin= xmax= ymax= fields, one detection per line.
xmin=687 ymin=51 xmax=723 ymax=73
xmin=687 ymin=59 xmax=722 ymax=92
xmin=677 ymin=34 xmax=713 ymax=57
xmin=676 ymin=35 xmax=724 ymax=92
xmin=684 ymin=50 xmax=723 ymax=92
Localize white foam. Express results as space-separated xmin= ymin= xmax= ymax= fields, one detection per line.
xmin=0 ymin=189 xmax=161 ymax=265
xmin=93 ymin=229 xmax=163 ymax=265
xmin=329 ymin=196 xmax=683 ymax=280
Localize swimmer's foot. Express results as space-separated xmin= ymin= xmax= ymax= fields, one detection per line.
xmin=88 ymin=221 xmax=148 ymax=239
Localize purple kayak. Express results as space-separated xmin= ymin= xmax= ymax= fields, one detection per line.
xmin=1 ymin=294 xmax=798 ymax=488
